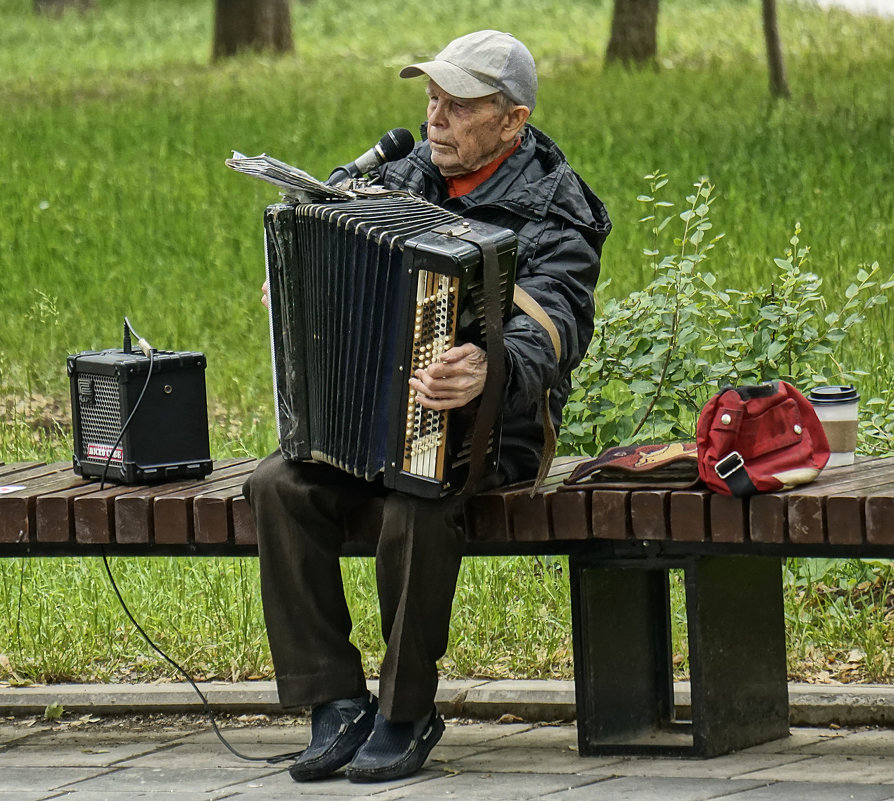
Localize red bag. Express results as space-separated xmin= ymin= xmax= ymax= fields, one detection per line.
xmin=696 ymin=381 xmax=830 ymax=496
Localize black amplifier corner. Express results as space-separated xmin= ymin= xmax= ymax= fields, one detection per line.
xmin=67 ymin=348 xmax=213 ymax=484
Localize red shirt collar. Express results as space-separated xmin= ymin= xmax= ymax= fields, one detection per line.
xmin=444 ymin=138 xmax=522 ymax=198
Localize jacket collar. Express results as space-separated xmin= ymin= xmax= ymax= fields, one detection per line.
xmin=396 ymin=124 xmax=609 ymax=235
xmin=410 ymin=124 xmax=564 ymax=219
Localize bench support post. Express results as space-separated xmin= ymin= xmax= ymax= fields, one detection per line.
xmin=569 ymin=553 xmax=788 ymax=757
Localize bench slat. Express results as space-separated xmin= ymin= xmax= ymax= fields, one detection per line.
xmin=783 ymin=462 xmax=894 ymax=545
xmin=73 ymin=482 xmax=160 ymax=544
xmin=3 ymin=456 xmax=894 ymax=555
xmin=548 ymin=490 xmax=590 ymax=541
xmin=0 ymin=462 xmax=48 ymax=480
xmin=709 ymin=494 xmax=748 ymax=543
xmin=192 ymin=476 xmax=257 ymax=544
xmin=114 ymin=459 xmax=256 ymax=545
xmin=153 ymin=463 xmax=258 ymax=545
xmin=866 ymin=492 xmax=894 ymax=545
xmin=670 ymin=490 xmax=710 ymax=542
xmin=590 ymin=490 xmax=629 ymax=540
xmin=0 ymin=464 xmax=85 ymax=542
xmin=630 ymin=490 xmax=670 ymax=541
xmin=231 ymin=494 xmax=256 ymax=546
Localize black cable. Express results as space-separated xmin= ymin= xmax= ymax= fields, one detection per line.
xmin=98 ymin=552 xmax=301 ymax=764
xmin=96 ymin=319 xmax=301 ymax=765
xmin=98 ymin=348 xmax=153 ymax=492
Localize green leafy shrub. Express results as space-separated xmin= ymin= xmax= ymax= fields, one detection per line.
xmin=560 ymin=172 xmax=894 ymax=456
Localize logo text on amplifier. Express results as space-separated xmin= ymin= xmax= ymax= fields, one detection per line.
xmin=87 ymin=443 xmax=123 ymax=463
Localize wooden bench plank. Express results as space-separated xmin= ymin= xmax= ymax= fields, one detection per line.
xmin=74 ymin=483 xmax=142 ymax=544
xmin=750 ymin=494 xmax=786 ymax=544
xmin=548 ymin=490 xmax=590 ymax=541
xmin=0 ymin=462 xmax=48 ymax=480
xmin=192 ymin=476 xmax=257 ymax=544
xmin=503 ymin=461 xmax=584 ymax=543
xmin=824 ymin=479 xmax=894 ymax=546
xmin=670 ymin=490 xmax=710 ymax=542
xmin=590 ymin=490 xmax=629 ymax=540
xmin=153 ymin=464 xmax=258 ymax=545
xmin=866 ymin=492 xmax=894 ymax=546
xmin=1 ymin=465 xmax=87 ymax=543
xmin=784 ymin=462 xmax=894 ymax=545
xmin=506 ymin=490 xmax=551 ymax=542
xmin=231 ymin=494 xmax=256 ymax=546
xmin=37 ymin=472 xmax=108 ymax=542
xmin=465 ymin=492 xmax=511 ymax=543
xmin=709 ymin=494 xmax=748 ymax=543
xmin=4 ymin=455 xmax=894 ymax=555
xmin=630 ymin=490 xmax=669 ymax=541
xmin=113 ymin=459 xmax=255 ymax=545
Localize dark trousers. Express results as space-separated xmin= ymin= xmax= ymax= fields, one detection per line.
xmin=243 ymin=452 xmax=465 ymax=722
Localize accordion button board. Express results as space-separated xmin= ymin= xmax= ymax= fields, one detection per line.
xmin=264 ymin=193 xmax=517 ymax=498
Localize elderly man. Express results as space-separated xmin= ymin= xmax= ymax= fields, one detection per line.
xmin=244 ymin=30 xmax=611 ymax=784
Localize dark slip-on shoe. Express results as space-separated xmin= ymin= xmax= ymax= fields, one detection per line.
xmin=345 ymin=707 xmax=444 ymax=783
xmin=288 ymin=692 xmax=378 ymax=782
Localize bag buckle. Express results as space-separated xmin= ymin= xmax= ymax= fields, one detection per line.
xmin=715 ymin=451 xmax=745 ymax=480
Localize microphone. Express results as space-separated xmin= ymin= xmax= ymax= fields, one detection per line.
xmin=326 ymin=128 xmax=415 ymax=185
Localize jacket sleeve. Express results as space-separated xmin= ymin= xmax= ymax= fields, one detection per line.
xmin=501 ymin=217 xmax=601 ymax=419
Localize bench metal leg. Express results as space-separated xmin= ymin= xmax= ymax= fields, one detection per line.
xmin=686 ymin=555 xmax=789 ymax=756
xmin=570 ymin=554 xmax=788 ymax=757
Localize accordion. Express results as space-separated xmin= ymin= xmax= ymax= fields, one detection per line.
xmin=264 ymin=190 xmax=517 ymax=498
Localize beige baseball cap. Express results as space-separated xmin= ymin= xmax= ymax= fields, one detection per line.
xmin=400 ymin=30 xmax=537 ymax=111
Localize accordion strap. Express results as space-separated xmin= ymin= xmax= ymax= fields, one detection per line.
xmin=453 ymin=230 xmax=506 ymax=497
xmin=512 ymin=286 xmax=561 ymax=496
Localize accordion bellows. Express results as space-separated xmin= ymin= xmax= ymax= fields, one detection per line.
xmin=264 ymin=191 xmax=517 ymax=498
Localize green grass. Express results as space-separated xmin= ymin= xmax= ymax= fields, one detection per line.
xmin=1 ymin=0 xmax=893 ymax=684
xmin=0 ymin=555 xmax=575 ymax=684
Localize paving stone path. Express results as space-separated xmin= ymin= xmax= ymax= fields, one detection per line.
xmin=5 ymin=717 xmax=894 ymax=800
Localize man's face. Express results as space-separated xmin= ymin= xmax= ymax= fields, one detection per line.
xmin=425 ymin=81 xmax=509 ymax=177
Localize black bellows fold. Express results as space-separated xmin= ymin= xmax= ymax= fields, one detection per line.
xmin=263 ymin=192 xmax=517 ymax=498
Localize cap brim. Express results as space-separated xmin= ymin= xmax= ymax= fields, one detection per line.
xmin=399 ymin=61 xmax=498 ymax=99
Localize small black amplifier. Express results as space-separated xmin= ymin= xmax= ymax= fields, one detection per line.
xmin=68 ymin=349 xmax=213 ymax=484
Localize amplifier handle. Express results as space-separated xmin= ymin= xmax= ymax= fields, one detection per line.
xmin=513 ymin=285 xmax=560 ymax=496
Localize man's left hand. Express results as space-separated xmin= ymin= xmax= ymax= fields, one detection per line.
xmin=410 ymin=342 xmax=487 ymax=410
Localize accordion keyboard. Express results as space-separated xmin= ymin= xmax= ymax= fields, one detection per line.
xmin=404 ymin=270 xmax=459 ymax=479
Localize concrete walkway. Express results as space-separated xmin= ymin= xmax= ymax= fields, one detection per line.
xmin=5 ymin=716 xmax=894 ymax=800
xmin=4 ymin=681 xmax=894 ymax=799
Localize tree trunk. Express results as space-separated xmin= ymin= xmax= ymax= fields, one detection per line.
xmin=605 ymin=0 xmax=659 ymax=67
xmin=212 ymin=0 xmax=293 ymax=61
xmin=762 ymin=0 xmax=791 ymax=99
xmin=34 ymin=0 xmax=92 ymax=15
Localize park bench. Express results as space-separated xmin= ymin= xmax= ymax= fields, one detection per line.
xmin=2 ymin=454 xmax=894 ymax=758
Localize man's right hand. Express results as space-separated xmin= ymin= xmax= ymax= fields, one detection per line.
xmin=261 ymin=279 xmax=269 ymax=309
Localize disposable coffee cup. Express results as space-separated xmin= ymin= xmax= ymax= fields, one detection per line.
xmin=808 ymin=385 xmax=859 ymax=468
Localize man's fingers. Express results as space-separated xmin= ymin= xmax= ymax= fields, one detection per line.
xmin=439 ymin=342 xmax=482 ymax=363
xmin=409 ymin=375 xmax=467 ymax=398
xmin=410 ymin=342 xmax=488 ymax=410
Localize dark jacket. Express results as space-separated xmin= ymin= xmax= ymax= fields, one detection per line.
xmin=377 ymin=125 xmax=611 ymax=483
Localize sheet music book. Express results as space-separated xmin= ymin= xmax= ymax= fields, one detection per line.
xmin=225 ymin=151 xmax=352 ymax=203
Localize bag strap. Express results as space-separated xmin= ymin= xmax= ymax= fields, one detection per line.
xmin=713 ymin=450 xmax=759 ymax=497
xmin=512 ymin=285 xmax=561 ymax=495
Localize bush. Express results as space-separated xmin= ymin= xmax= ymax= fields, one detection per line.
xmin=560 ymin=172 xmax=894 ymax=457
